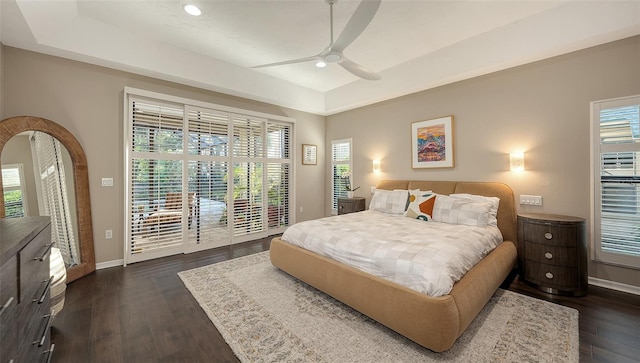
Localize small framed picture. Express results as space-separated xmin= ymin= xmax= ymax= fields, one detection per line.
xmin=411 ymin=116 xmax=454 ymax=168
xmin=302 ymin=144 xmax=317 ymax=165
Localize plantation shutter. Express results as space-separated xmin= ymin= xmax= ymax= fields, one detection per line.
xmin=125 ymin=89 xmax=294 ymax=263
xmin=32 ymin=132 xmax=78 ymax=266
xmin=129 ymin=100 xmax=185 ymax=261
xmin=232 ymin=114 xmax=265 ymax=240
xmin=185 ymin=107 xmax=230 ymax=249
xmin=593 ymin=97 xmax=640 ymax=268
xmin=266 ymin=122 xmax=292 ymax=231
xmin=331 ymin=139 xmax=352 ymax=212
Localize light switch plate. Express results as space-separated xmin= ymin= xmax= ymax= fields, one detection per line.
xmin=101 ymin=178 xmax=113 ymax=187
xmin=520 ymin=195 xmax=543 ymax=206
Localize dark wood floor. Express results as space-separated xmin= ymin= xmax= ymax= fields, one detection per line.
xmin=51 ymin=238 xmax=640 ymax=363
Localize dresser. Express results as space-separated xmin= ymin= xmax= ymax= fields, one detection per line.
xmin=338 ymin=197 xmax=366 ymax=215
xmin=0 ymin=217 xmax=54 ymax=363
xmin=517 ymin=213 xmax=587 ymax=296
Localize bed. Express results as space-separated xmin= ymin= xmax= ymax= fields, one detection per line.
xmin=269 ymin=180 xmax=517 ymax=352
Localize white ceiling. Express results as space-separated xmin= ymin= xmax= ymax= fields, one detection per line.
xmin=1 ymin=0 xmax=639 ymax=115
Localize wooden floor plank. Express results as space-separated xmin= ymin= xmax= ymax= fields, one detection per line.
xmin=51 ymin=237 xmax=640 ymax=363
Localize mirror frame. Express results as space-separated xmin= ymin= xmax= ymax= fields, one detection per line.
xmin=0 ymin=116 xmax=96 ymax=282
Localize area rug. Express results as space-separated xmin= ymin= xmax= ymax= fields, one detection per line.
xmin=178 ymin=251 xmax=579 ymax=362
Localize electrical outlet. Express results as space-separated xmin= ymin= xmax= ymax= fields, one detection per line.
xmin=105 ymin=229 xmax=113 ymax=239
xmin=299 ymin=206 xmax=303 ymax=213
xmin=519 ymin=195 xmax=543 ymax=206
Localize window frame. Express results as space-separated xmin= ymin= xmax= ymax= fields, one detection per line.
xmin=1 ymin=163 xmax=28 ymax=218
xmin=330 ymin=138 xmax=353 ymax=215
xmin=590 ymin=95 xmax=640 ymax=269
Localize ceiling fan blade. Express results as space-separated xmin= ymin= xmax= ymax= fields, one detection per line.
xmin=330 ymin=0 xmax=381 ymax=53
xmin=252 ymin=55 xmax=321 ymax=69
xmin=340 ymin=57 xmax=381 ymax=80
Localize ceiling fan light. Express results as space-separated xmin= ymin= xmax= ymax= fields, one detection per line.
xmin=315 ymin=61 xmax=327 ymax=68
xmin=324 ymin=53 xmax=342 ymax=63
xmin=183 ymin=4 xmax=202 ymax=16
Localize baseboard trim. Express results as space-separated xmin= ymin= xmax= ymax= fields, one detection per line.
xmin=589 ymin=277 xmax=640 ymax=296
xmin=96 ymin=259 xmax=124 ymax=270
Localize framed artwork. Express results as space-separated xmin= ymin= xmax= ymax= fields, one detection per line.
xmin=411 ymin=116 xmax=454 ymax=168
xmin=302 ymin=144 xmax=317 ymax=165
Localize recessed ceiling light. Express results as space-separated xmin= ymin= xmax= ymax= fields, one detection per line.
xmin=183 ymin=4 xmax=202 ymax=16
xmin=315 ymin=61 xmax=327 ymax=68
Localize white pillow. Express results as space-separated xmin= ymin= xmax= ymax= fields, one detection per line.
xmin=369 ymin=189 xmax=410 ymax=215
xmin=449 ymin=193 xmax=500 ymax=227
xmin=432 ymin=194 xmax=492 ymax=227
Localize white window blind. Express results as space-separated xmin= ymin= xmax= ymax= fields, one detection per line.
xmin=32 ymin=132 xmax=79 ymax=266
xmin=331 ymin=139 xmax=352 ymax=212
xmin=126 ymin=90 xmax=293 ymax=263
xmin=186 ymin=108 xmax=230 ymax=248
xmin=266 ymin=122 xmax=292 ymax=231
xmin=1 ymin=164 xmax=27 ymax=218
xmin=592 ymin=96 xmax=640 ymax=268
xmin=129 ymin=101 xmax=185 ymax=261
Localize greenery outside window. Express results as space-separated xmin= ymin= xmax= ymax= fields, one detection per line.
xmin=1 ymin=164 xmax=28 ymax=218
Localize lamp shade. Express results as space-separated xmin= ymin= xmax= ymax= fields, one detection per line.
xmin=373 ymin=159 xmax=381 ymax=173
xmin=510 ymin=152 xmax=525 ymax=172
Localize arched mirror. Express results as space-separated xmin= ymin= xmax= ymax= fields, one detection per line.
xmin=0 ymin=116 xmax=96 ymax=282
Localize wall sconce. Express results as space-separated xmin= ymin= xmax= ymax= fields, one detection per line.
xmin=509 ymin=152 xmax=525 ymax=172
xmin=372 ymin=159 xmax=381 ymax=173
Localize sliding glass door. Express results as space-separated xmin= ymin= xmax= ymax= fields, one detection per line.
xmin=125 ymin=91 xmax=293 ymax=263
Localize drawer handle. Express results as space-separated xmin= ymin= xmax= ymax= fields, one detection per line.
xmin=34 ymin=243 xmax=54 ymax=262
xmin=0 ymin=296 xmax=15 ymax=317
xmin=544 ymin=252 xmax=553 ymax=260
xmin=34 ymin=277 xmax=54 ymax=304
xmin=544 ymin=232 xmax=553 ymax=240
xmin=45 ymin=343 xmax=55 ymax=363
xmin=545 ymin=272 xmax=554 ymax=279
xmin=34 ymin=311 xmax=54 ymax=347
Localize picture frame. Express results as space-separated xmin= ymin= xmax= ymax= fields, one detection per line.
xmin=302 ymin=144 xmax=317 ymax=165
xmin=411 ymin=116 xmax=454 ymax=168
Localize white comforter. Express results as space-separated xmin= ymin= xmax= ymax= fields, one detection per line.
xmin=282 ymin=210 xmax=503 ymax=297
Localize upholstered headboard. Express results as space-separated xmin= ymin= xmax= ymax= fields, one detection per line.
xmin=374 ymin=180 xmax=517 ymax=243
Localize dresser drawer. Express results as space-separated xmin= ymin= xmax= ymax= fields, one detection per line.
xmin=0 ymin=256 xmax=19 ymax=362
xmin=524 ymin=242 xmax=577 ymax=268
xmin=521 ymin=222 xmax=578 ymax=247
xmin=523 ymin=261 xmax=578 ymax=289
xmin=19 ymin=314 xmax=54 ymax=363
xmin=19 ymin=230 xmax=52 ymax=303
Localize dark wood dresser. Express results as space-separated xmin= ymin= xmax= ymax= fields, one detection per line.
xmin=338 ymin=197 xmax=366 ymax=215
xmin=517 ymin=213 xmax=587 ymax=296
xmin=0 ymin=217 xmax=54 ymax=362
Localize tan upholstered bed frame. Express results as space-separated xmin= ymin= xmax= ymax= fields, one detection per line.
xmin=270 ymin=181 xmax=517 ymax=352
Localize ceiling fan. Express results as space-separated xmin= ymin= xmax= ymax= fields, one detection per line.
xmin=252 ymin=0 xmax=382 ymax=81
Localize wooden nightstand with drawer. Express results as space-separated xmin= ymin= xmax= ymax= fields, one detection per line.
xmin=517 ymin=213 xmax=587 ymax=296
xmin=338 ymin=197 xmax=366 ymax=215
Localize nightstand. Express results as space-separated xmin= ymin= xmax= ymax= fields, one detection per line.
xmin=338 ymin=197 xmax=366 ymax=215
xmin=517 ymin=213 xmax=587 ymax=296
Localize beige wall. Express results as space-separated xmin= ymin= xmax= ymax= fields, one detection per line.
xmin=0 ymin=42 xmax=3 ymax=117
xmin=1 ymin=46 xmax=326 ymax=264
xmin=326 ymin=36 xmax=640 ymax=287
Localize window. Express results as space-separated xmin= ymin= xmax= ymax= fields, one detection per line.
xmin=331 ymin=139 xmax=352 ymax=214
xmin=1 ymin=164 xmax=28 ymax=218
xmin=591 ymin=95 xmax=640 ymax=269
xmin=125 ymin=88 xmax=293 ymax=263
